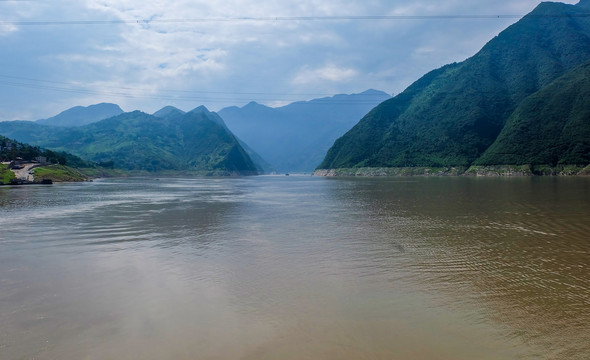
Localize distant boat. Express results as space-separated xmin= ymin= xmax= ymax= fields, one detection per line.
xmin=285 ymin=173 xmax=289 ymax=176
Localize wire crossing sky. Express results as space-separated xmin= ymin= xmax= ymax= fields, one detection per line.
xmin=3 ymin=13 xmax=590 ymax=29
xmin=0 ymin=15 xmax=536 ymax=25
xmin=0 ymin=0 xmax=580 ymax=120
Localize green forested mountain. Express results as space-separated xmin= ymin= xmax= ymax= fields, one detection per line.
xmin=152 ymin=106 xmax=273 ymax=173
xmin=0 ymin=107 xmax=258 ymax=175
xmin=319 ymin=1 xmax=590 ymax=170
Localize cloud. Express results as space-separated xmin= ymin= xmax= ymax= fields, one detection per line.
xmin=292 ymin=65 xmax=358 ymax=85
xmin=0 ymin=0 xmax=582 ymax=119
xmin=0 ymin=24 xmax=18 ymax=36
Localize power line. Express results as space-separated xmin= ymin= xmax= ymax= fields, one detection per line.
xmin=0 ymin=77 xmax=388 ymax=105
xmin=0 ymin=74 xmax=339 ymax=98
xmin=0 ymin=16 xmax=511 ymax=26
xmin=2 ymin=13 xmax=589 ymax=26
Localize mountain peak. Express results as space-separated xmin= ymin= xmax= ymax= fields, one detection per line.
xmin=153 ymin=106 xmax=185 ymax=119
xmin=155 ymin=105 xmax=183 ymax=113
xmin=578 ymin=0 xmax=590 ymax=8
xmin=36 ymin=103 xmax=123 ymax=127
xmin=239 ymin=101 xmax=272 ymax=113
xmin=243 ymin=101 xmax=264 ymax=109
xmin=90 ymin=102 xmax=121 ymax=110
xmin=355 ymin=89 xmax=392 ymax=99
xmin=189 ymin=105 xmax=210 ymax=114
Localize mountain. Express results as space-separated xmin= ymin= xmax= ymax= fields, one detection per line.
xmin=218 ymin=89 xmax=391 ymax=172
xmin=151 ymin=105 xmax=274 ymax=173
xmin=318 ymin=1 xmax=590 ymax=171
xmin=476 ymin=60 xmax=590 ymax=166
xmin=0 ymin=107 xmax=258 ymax=175
xmin=36 ymin=103 xmax=124 ymax=127
xmin=173 ymin=105 xmax=276 ymax=174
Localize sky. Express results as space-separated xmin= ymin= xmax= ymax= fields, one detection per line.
xmin=0 ymin=0 xmax=580 ymax=120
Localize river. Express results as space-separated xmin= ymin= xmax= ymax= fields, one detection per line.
xmin=0 ymin=176 xmax=588 ymax=359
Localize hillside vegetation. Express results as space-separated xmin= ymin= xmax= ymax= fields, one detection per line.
xmin=476 ymin=60 xmax=590 ymax=166
xmin=0 ymin=134 xmax=98 ymax=183
xmin=0 ymin=134 xmax=92 ymax=167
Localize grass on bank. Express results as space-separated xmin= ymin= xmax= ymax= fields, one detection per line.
xmin=0 ymin=163 xmax=16 ymax=184
xmin=33 ymin=164 xmax=88 ymax=182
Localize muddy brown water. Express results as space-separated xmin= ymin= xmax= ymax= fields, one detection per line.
xmin=0 ymin=176 xmax=588 ymax=359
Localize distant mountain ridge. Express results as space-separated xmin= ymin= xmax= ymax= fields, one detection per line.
xmin=318 ymin=1 xmax=590 ymax=171
xmin=0 ymin=89 xmax=389 ymax=174
xmin=219 ymin=89 xmax=391 ymax=172
xmin=0 ymin=106 xmax=258 ymax=175
xmin=36 ymin=103 xmax=123 ymax=127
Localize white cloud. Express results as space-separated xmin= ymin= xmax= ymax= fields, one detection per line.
xmin=0 ymin=24 xmax=18 ymax=36
xmin=0 ymin=0 xmax=583 ymax=119
xmin=292 ymin=64 xmax=358 ymax=85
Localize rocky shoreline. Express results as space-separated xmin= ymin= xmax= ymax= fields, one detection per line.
xmin=313 ymin=165 xmax=590 ymax=177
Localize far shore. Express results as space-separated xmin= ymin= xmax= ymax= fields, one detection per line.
xmin=313 ymin=165 xmax=590 ymax=177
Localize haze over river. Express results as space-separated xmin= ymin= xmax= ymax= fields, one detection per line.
xmin=0 ymin=176 xmax=588 ymax=359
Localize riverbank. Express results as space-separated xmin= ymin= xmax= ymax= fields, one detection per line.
xmin=313 ymin=164 xmax=590 ymax=177
xmin=0 ymin=163 xmax=89 ymax=185
xmin=0 ymin=163 xmax=258 ymax=185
